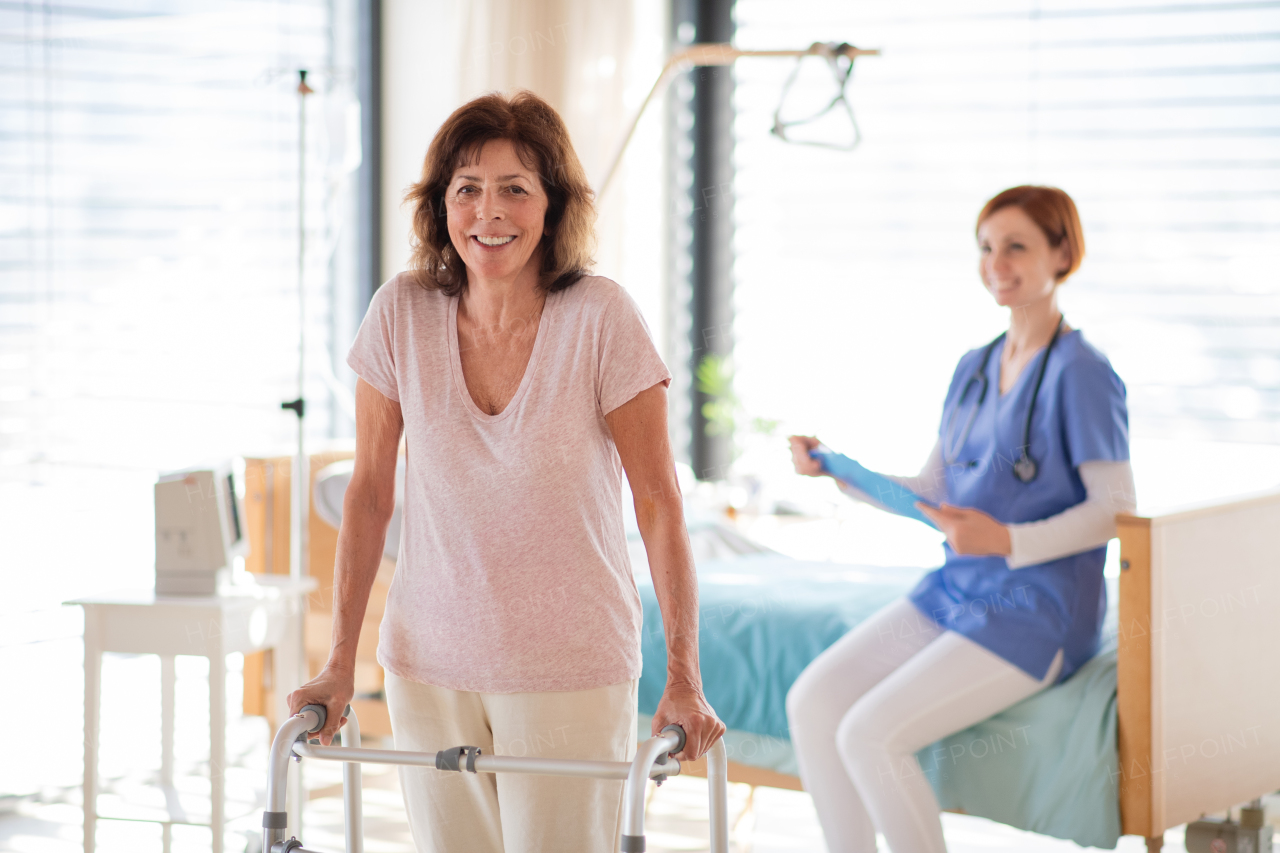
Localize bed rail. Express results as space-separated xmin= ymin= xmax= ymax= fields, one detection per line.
xmin=1117 ymin=490 xmax=1280 ymax=850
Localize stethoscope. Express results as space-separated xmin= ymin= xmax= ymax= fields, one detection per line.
xmin=941 ymin=315 xmax=1065 ymax=484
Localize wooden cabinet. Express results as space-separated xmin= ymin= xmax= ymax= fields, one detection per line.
xmin=241 ymin=450 xmax=395 ymax=736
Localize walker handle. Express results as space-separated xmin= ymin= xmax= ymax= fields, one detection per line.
xmin=300 ymin=704 xmax=327 ymax=734
xmin=660 ymin=724 xmax=687 ymax=755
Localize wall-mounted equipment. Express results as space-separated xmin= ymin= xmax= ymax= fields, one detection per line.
xmin=596 ymin=41 xmax=880 ymax=201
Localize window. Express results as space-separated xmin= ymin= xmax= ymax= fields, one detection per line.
xmin=1 ymin=0 xmax=360 ymax=607
xmin=732 ymin=0 xmax=1280 ymax=508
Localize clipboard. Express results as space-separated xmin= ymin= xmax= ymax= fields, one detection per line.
xmin=810 ymin=447 xmax=939 ymax=529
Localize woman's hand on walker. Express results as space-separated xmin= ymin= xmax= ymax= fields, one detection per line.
xmin=653 ymin=680 xmax=726 ymax=762
xmin=916 ymin=503 xmax=1012 ymax=557
xmin=286 ymin=663 xmax=355 ymax=746
xmin=788 ymin=435 xmax=826 ymax=477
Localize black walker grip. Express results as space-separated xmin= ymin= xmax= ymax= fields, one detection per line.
xmin=300 ymin=704 xmax=327 ymax=733
xmin=660 ymin=724 xmax=687 ymax=755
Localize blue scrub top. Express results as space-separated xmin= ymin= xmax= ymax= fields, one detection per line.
xmin=908 ymin=330 xmax=1129 ymax=684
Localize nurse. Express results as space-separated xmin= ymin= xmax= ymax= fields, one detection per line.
xmin=785 ymin=186 xmax=1136 ymax=853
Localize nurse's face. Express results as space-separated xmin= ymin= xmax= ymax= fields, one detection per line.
xmin=976 ymin=206 xmax=1071 ymax=309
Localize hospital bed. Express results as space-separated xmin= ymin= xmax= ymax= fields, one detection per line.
xmin=632 ymin=490 xmax=1280 ymax=851
xmin=635 ymin=551 xmax=1124 ymax=848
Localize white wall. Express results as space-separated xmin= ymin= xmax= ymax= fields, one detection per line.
xmin=380 ymin=0 xmax=461 ymax=284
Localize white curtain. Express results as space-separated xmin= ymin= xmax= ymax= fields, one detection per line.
xmin=380 ymin=0 xmax=663 ymax=324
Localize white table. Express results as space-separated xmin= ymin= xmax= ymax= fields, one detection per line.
xmin=68 ymin=577 xmax=314 ymax=853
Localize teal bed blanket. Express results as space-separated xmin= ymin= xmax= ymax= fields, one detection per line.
xmin=637 ymin=552 xmax=1122 ymax=849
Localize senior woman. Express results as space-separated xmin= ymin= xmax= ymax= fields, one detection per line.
xmin=786 ymin=186 xmax=1135 ymax=852
xmin=288 ymin=91 xmax=723 ymax=853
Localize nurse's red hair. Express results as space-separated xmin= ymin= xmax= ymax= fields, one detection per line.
xmin=976 ymin=186 xmax=1085 ymax=282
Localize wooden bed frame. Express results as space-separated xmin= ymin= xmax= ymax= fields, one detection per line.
xmin=1113 ymin=493 xmax=1280 ymax=850
xmin=656 ymin=492 xmax=1280 ymax=851
xmin=244 ymin=455 xmax=1280 ymax=850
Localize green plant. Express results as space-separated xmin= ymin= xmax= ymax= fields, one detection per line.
xmin=695 ymin=354 xmax=781 ymax=445
xmin=696 ymin=354 xmax=736 ymax=437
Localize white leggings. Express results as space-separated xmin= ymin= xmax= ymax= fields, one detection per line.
xmin=785 ymin=598 xmax=1062 ymax=853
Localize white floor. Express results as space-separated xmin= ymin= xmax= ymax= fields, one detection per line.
xmin=5 ymin=500 xmax=1279 ymax=853
xmin=643 ymin=775 xmax=1187 ymax=853
xmin=4 ymin=639 xmax=1266 ymax=853
xmin=0 ymin=753 xmax=1201 ymax=853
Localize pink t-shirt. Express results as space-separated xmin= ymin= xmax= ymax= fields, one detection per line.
xmin=346 ymin=272 xmax=671 ymax=693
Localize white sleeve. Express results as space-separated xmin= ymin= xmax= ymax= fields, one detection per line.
xmin=835 ymin=439 xmax=948 ymax=507
xmin=886 ymin=438 xmax=947 ymax=504
xmin=1006 ymin=460 xmax=1137 ymax=569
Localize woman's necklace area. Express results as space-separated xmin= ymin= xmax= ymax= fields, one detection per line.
xmin=460 ymin=289 xmax=546 ymax=344
xmin=1000 ymin=314 xmax=1063 ymax=393
xmin=458 ymin=289 xmax=547 ymax=416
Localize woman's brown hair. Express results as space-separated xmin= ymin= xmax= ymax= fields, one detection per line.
xmin=976 ymin=186 xmax=1085 ymax=282
xmin=404 ymin=90 xmax=596 ymax=296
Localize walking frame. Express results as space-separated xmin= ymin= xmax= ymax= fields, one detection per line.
xmin=262 ymin=704 xmax=730 ymax=853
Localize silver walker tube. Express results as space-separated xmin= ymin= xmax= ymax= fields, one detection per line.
xmin=263 ymin=706 xmax=325 ymax=853
xmin=293 ymin=742 xmax=681 ymax=781
xmin=706 ymin=739 xmax=729 ymax=853
xmin=620 ymin=729 xmax=684 ymax=851
xmin=339 ymin=706 xmax=362 ymax=853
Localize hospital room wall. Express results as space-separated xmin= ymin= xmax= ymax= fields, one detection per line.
xmin=729 ymin=0 xmax=1280 ymax=515
xmin=377 ymin=0 xmax=668 ymax=351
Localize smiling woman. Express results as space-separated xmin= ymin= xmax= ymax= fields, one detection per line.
xmin=975 ymin=188 xmax=1084 ymax=395
xmin=286 ymin=89 xmax=724 ymax=853
xmin=404 ymin=91 xmax=597 ymax=296
xmin=786 ymin=185 xmax=1136 ymax=853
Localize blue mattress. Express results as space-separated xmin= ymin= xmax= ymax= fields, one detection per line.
xmin=637 ymin=552 xmax=1121 ymax=849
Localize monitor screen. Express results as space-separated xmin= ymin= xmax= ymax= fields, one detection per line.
xmin=225 ymin=472 xmax=242 ymax=544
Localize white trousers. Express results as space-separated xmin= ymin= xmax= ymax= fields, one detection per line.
xmin=785 ymin=598 xmax=1061 ymax=853
xmin=384 ymin=671 xmax=638 ymax=853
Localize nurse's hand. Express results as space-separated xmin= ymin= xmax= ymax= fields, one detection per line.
xmin=789 ymin=435 xmax=826 ymax=476
xmin=916 ymin=503 xmax=1012 ymax=557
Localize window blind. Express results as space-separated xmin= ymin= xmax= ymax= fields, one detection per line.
xmin=731 ymin=0 xmax=1280 ymax=483
xmin=0 ymin=0 xmax=357 ymax=605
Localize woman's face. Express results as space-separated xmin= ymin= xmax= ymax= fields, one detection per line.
xmin=445 ymin=138 xmax=549 ymax=287
xmin=976 ymin=205 xmax=1070 ymax=309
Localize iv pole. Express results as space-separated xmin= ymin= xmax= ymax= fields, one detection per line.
xmin=276 ymin=66 xmax=314 ymax=839
xmin=596 ymin=41 xmax=880 ymax=201
xmin=283 ymin=69 xmax=314 ymax=587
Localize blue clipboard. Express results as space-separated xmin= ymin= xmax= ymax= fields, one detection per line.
xmin=810 ymin=447 xmax=938 ymax=529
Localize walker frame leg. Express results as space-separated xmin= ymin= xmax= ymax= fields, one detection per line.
xmin=262 ymin=705 xmax=328 ymax=853
xmin=264 ymin=710 xmax=729 ymax=853
xmin=620 ymin=726 xmax=729 ymax=853
xmin=706 ymin=739 xmax=729 ymax=853
xmin=339 ymin=709 xmax=362 ymax=853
